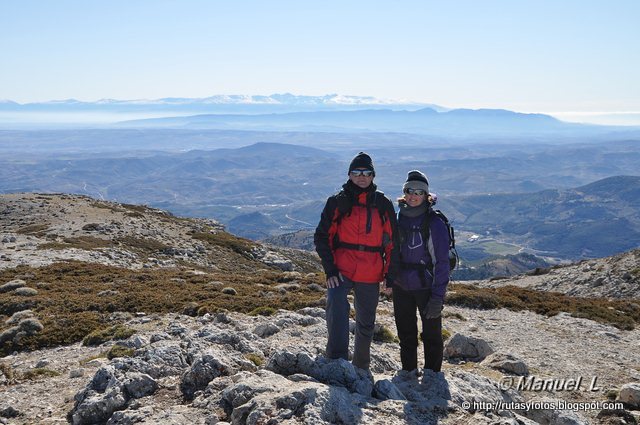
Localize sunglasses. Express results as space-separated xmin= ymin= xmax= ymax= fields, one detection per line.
xmin=350 ymin=169 xmax=373 ymax=177
xmin=403 ymin=188 xmax=426 ymax=196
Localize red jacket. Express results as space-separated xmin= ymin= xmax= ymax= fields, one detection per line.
xmin=314 ymin=182 xmax=398 ymax=284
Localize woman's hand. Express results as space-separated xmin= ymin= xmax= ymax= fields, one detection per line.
xmin=381 ymin=281 xmax=393 ymax=296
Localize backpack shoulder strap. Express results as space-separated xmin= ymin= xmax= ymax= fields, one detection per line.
xmin=373 ymin=190 xmax=391 ymax=224
xmin=421 ymin=210 xmax=432 ymax=244
xmin=334 ymin=190 xmax=352 ymax=224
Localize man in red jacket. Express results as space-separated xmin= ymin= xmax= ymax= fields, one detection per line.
xmin=314 ymin=152 xmax=398 ymax=370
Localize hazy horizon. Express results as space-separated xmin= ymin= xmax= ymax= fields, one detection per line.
xmin=2 ymin=1 xmax=638 ymax=125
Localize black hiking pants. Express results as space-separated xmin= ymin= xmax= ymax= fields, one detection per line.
xmin=392 ymin=286 xmax=443 ymax=372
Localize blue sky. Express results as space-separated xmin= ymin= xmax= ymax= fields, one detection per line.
xmin=1 ymin=0 xmax=639 ymax=123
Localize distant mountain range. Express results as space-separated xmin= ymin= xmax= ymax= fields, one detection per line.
xmin=115 ymin=107 xmax=594 ymax=137
xmin=4 ymin=94 xmax=640 ymax=138
xmin=1 ymin=134 xmax=639 ymax=261
xmin=0 ymin=93 xmax=445 ymax=114
xmin=440 ymin=175 xmax=640 ymax=259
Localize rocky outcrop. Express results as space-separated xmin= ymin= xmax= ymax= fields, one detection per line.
xmin=56 ymin=309 xmax=591 ymax=425
xmin=69 ymin=365 xmax=158 ymax=425
xmin=479 ymin=249 xmax=640 ymax=299
xmin=0 ymin=193 xmax=319 ymax=273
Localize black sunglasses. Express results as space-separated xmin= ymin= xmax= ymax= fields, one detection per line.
xmin=350 ymin=169 xmax=373 ymax=177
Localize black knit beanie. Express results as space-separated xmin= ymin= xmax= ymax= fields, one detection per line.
xmin=403 ymin=170 xmax=429 ymax=193
xmin=348 ymin=152 xmax=375 ymax=176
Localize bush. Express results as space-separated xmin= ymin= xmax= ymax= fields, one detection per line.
xmin=21 ymin=368 xmax=60 ymax=380
xmin=447 ymin=283 xmax=640 ymax=330
xmin=249 ymin=306 xmax=277 ymax=316
xmin=82 ymin=325 xmax=136 ymax=346
xmin=0 ymin=280 xmax=26 ymax=293
xmin=5 ymin=310 xmax=34 ymax=325
xmin=182 ymin=302 xmax=200 ymax=317
xmin=107 ymin=345 xmax=135 ymax=360
xmin=16 ymin=224 xmax=49 ymax=235
xmin=244 ymin=353 xmax=264 ymax=367
xmin=0 ymin=362 xmax=14 ymax=382
xmin=373 ymin=324 xmax=398 ymax=343
xmin=0 ymin=261 xmax=368 ymax=354
xmin=39 ymin=236 xmax=112 ymax=251
xmin=441 ymin=328 xmax=452 ymax=341
xmin=79 ymin=352 xmax=108 ymax=366
xmin=606 ymin=389 xmax=618 ymax=401
xmin=14 ymin=287 xmax=38 ymax=297
xmin=443 ymin=311 xmax=467 ymax=321
xmin=192 ymin=231 xmax=255 ymax=255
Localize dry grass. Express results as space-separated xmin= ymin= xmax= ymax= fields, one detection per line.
xmin=447 ymin=283 xmax=640 ymax=330
xmin=192 ymin=231 xmax=256 ymax=255
xmin=0 ymin=261 xmax=325 ymax=355
xmin=107 ymin=345 xmax=135 ymax=360
xmin=373 ymin=324 xmax=398 ymax=343
xmin=16 ymin=224 xmax=49 ymax=236
xmin=249 ymin=306 xmax=277 ymax=316
xmin=39 ymin=236 xmax=113 ymax=250
xmin=20 ymin=368 xmax=61 ymax=380
xmin=244 ymin=353 xmax=265 ymax=367
xmin=83 ymin=325 xmax=136 ymax=346
xmin=115 ymin=236 xmax=170 ymax=252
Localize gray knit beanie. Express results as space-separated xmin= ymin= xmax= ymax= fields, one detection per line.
xmin=403 ymin=170 xmax=429 ymax=193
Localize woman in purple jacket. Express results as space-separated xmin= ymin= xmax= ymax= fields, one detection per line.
xmin=384 ymin=170 xmax=451 ymax=372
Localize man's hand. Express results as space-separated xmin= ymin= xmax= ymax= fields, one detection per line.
xmin=326 ymin=273 xmax=343 ymax=288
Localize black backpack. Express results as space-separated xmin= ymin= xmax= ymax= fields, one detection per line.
xmin=334 ymin=190 xmax=388 ymax=230
xmin=398 ymin=209 xmax=459 ymax=272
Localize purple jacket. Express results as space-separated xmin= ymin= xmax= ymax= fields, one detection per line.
xmin=394 ymin=210 xmax=450 ymax=299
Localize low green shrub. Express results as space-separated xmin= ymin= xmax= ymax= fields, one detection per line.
xmin=441 ymin=328 xmax=452 ymax=341
xmin=373 ymin=325 xmax=398 ymax=343
xmin=192 ymin=231 xmax=255 ymax=255
xmin=447 ymin=283 xmax=640 ymax=330
xmin=249 ymin=306 xmax=277 ymax=316
xmin=107 ymin=345 xmax=135 ymax=360
xmin=244 ymin=353 xmax=265 ymax=367
xmin=21 ymin=368 xmax=60 ymax=380
xmin=82 ymin=325 xmax=136 ymax=346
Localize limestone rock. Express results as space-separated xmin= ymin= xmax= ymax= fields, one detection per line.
xmin=180 ymin=350 xmax=235 ymax=400
xmin=123 ymin=372 xmax=158 ymax=399
xmin=444 ymin=333 xmax=494 ymax=361
xmin=70 ymin=366 xmax=129 ymax=425
xmin=266 ymin=351 xmax=374 ymax=397
xmin=522 ymin=396 xmax=588 ymax=425
xmin=373 ymin=379 xmax=406 ymax=401
xmin=0 ymin=279 xmax=26 ymax=293
xmin=254 ymin=323 xmax=280 ymax=338
xmin=482 ymin=353 xmax=529 ymax=376
xmin=618 ymin=382 xmax=640 ymax=408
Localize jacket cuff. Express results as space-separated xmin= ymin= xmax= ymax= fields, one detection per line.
xmin=323 ymin=264 xmax=339 ymax=279
xmin=385 ymin=276 xmax=396 ymax=288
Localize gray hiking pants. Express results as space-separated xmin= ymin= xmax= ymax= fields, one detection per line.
xmin=325 ymin=275 xmax=379 ymax=370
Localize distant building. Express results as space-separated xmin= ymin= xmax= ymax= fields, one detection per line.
xmin=467 ymin=234 xmax=480 ymax=242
